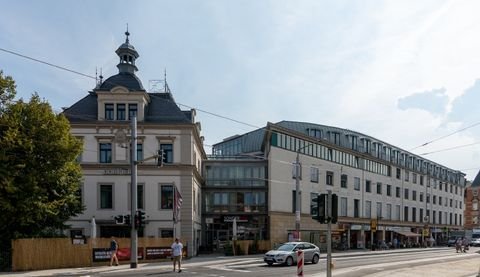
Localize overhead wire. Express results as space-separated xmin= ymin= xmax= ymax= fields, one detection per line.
xmin=410 ymin=121 xmax=480 ymax=151
xmin=1 ymin=46 xmax=477 ymax=179
xmin=420 ymin=141 xmax=480 ymax=156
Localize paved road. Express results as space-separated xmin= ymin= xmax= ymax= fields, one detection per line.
xmin=4 ymin=247 xmax=480 ymax=277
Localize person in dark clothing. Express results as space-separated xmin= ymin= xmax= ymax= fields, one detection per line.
xmin=110 ymin=237 xmax=119 ymax=266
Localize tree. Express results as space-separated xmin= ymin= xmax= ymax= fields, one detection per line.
xmin=0 ymin=86 xmax=83 ymax=269
xmin=0 ymin=70 xmax=16 ymax=112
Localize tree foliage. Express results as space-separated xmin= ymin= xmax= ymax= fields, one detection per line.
xmin=0 ymin=70 xmax=16 ymax=112
xmin=0 ymin=86 xmax=84 ymax=248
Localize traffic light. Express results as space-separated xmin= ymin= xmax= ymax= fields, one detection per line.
xmin=157 ymin=149 xmax=165 ymax=167
xmin=134 ymin=211 xmax=141 ymax=229
xmin=123 ymin=214 xmax=131 ymax=226
xmin=311 ymin=195 xmax=320 ymax=221
xmin=114 ymin=215 xmax=124 ymax=224
xmin=331 ymin=194 xmax=338 ymax=224
xmin=138 ymin=210 xmax=146 ymax=227
xmin=318 ymin=194 xmax=327 ymax=224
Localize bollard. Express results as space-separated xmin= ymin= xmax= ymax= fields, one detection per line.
xmin=297 ymin=250 xmax=304 ymax=276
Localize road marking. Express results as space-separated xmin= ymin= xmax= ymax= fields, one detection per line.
xmin=205 ymin=264 xmax=251 ymax=273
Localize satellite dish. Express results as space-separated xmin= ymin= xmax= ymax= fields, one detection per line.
xmin=115 ymin=129 xmax=128 ymax=148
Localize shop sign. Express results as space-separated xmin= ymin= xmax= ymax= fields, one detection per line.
xmin=350 ymin=224 xmax=370 ymax=231
xmin=205 ymin=218 xmax=213 ymax=224
xmin=222 ymin=215 xmax=248 ymax=223
xmin=146 ymin=247 xmax=172 ymax=260
xmin=92 ymin=247 xmax=144 ymax=262
xmin=104 ymin=168 xmax=131 ymax=175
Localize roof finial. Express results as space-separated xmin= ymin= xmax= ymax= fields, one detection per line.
xmin=125 ymin=23 xmax=130 ymax=43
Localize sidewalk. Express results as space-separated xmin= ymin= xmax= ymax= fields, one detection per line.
xmin=2 ymin=247 xmax=477 ymax=277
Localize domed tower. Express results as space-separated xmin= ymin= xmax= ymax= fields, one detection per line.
xmin=115 ymin=29 xmax=139 ymax=74
xmin=97 ymin=29 xmax=145 ymax=91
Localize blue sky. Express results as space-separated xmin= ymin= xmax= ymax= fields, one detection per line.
xmin=1 ymin=0 xmax=479 ymax=180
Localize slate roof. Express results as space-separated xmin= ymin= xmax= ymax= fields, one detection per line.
xmin=472 ymin=170 xmax=480 ymax=187
xmin=63 ymin=92 xmax=192 ymax=124
xmin=97 ymin=72 xmax=145 ymax=91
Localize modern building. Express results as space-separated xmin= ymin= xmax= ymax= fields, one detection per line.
xmin=62 ymin=31 xmax=206 ymax=256
xmin=206 ymin=121 xmax=466 ymax=249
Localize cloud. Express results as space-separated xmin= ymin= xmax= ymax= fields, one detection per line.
xmin=397 ymin=88 xmax=448 ymax=115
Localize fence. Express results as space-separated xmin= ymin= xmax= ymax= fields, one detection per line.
xmin=12 ymin=238 xmax=271 ymax=271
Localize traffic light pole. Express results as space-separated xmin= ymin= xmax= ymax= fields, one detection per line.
xmin=130 ymin=116 xmax=138 ymax=268
xmin=326 ymin=190 xmax=332 ymax=277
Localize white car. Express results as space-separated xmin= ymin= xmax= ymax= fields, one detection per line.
xmin=263 ymin=242 xmax=320 ymax=266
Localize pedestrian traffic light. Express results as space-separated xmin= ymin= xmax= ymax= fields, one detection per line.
xmin=114 ymin=215 xmax=124 ymax=224
xmin=123 ymin=214 xmax=131 ymax=226
xmin=157 ymin=149 xmax=165 ymax=167
xmin=331 ymin=194 xmax=338 ymax=224
xmin=318 ymin=194 xmax=327 ymax=224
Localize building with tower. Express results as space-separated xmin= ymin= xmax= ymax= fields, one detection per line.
xmin=63 ymin=31 xmax=205 ymax=256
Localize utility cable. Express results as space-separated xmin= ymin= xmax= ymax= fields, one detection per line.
xmin=410 ymin=121 xmax=480 ymax=151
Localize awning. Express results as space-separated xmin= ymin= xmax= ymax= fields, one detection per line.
xmin=394 ymin=230 xmax=421 ymax=237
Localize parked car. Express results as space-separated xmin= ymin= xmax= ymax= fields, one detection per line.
xmin=263 ymin=242 xmax=320 ymax=266
xmin=470 ymin=237 xmax=480 ymax=247
xmin=447 ymin=236 xmax=458 ymax=247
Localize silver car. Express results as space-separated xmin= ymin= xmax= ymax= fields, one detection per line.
xmin=263 ymin=242 xmax=320 ymax=266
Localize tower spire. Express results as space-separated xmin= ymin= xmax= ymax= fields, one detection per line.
xmin=125 ymin=23 xmax=130 ymax=43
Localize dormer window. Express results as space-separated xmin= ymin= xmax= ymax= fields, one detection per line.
xmin=105 ymin=103 xmax=114 ymax=120
xmin=128 ymin=104 xmax=138 ymax=120
xmin=117 ymin=104 xmax=126 ymax=120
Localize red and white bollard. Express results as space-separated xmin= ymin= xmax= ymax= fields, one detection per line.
xmin=297 ymin=250 xmax=304 ymax=276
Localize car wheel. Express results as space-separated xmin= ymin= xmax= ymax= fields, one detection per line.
xmin=267 ymin=262 xmax=273 ymax=266
xmin=311 ymin=254 xmax=319 ymax=264
xmin=285 ymin=256 xmax=294 ymax=266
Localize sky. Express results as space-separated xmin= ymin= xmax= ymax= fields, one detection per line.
xmin=0 ymin=0 xmax=479 ymax=180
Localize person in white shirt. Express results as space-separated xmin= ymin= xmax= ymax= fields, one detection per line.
xmin=171 ymin=238 xmax=184 ymax=272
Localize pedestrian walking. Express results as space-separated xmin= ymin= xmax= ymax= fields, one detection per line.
xmin=109 ymin=237 xmax=119 ymax=266
xmin=462 ymin=237 xmax=469 ymax=253
xmin=171 ymin=237 xmax=184 ymax=273
xmin=455 ymin=237 xmax=462 ymax=253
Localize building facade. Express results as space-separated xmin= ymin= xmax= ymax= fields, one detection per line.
xmin=63 ymin=32 xmax=206 ymax=256
xmin=464 ymin=171 xmax=480 ymax=230
xmin=208 ymin=121 xmax=466 ymax=249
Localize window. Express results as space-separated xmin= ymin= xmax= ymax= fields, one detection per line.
xmin=310 ymin=192 xmax=318 ymax=217
xmin=310 ymin=167 xmax=319 ymax=183
xmin=354 ymin=199 xmax=360 ymax=217
xmin=395 ymin=205 xmax=401 ymax=220
xmin=420 ymin=192 xmax=424 ymax=202
xmin=365 ymin=200 xmax=371 ymax=218
xmin=376 ymin=202 xmax=382 ymax=218
xmin=386 ymin=184 xmax=391 ymax=196
xmin=412 ymin=190 xmax=417 ymax=201
xmin=386 ymin=204 xmax=392 ymax=220
xmin=340 ymin=197 xmax=347 ymax=216
xmin=160 ymin=144 xmax=173 ymax=164
xmin=117 ymin=104 xmax=126 ymax=120
xmin=404 ymin=206 xmax=409 ymax=221
xmin=137 ymin=143 xmax=143 ymax=161
xmin=138 ymin=184 xmax=144 ymax=209
xmin=366 ymin=180 xmax=371 ymax=193
xmin=404 ymin=188 xmax=409 ymax=200
xmin=99 ymin=184 xmax=113 ymax=209
xmin=405 ymin=170 xmax=409 ymax=182
xmin=420 ymin=176 xmax=424 ymax=185
xmin=433 ymin=195 xmax=436 ymax=205
xmin=412 ymin=207 xmax=417 ymax=222
xmin=128 ymin=103 xmax=138 ymax=120
xmin=376 ymin=182 xmax=382 ymax=194
xmin=412 ymin=173 xmax=417 ymax=184
xmin=396 ymin=168 xmax=401 ymax=179
xmin=341 ymin=174 xmax=347 ymax=188
xmin=396 ymin=187 xmax=400 ymax=198
xmin=160 ymin=185 xmax=173 ymax=209
xmin=99 ymin=143 xmax=112 ymax=163
xmin=326 ymin=171 xmax=334 ymax=186
xmin=439 ymin=196 xmax=442 ymax=206
xmin=354 ymin=177 xmax=360 ymax=191
xmin=105 ymin=103 xmax=114 ymax=120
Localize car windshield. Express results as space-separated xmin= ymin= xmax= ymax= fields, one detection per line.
xmin=472 ymin=234 xmax=480 ymax=239
xmin=276 ymin=244 xmax=296 ymax=251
